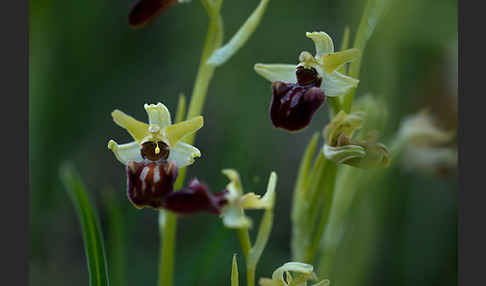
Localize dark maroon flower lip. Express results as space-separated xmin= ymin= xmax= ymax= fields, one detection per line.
xmin=129 ymin=0 xmax=179 ymax=28
xmin=162 ymin=179 xmax=228 ymax=215
xmin=126 ymin=159 xmax=179 ymax=209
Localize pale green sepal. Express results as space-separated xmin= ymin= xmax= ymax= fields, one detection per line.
xmin=322 ymin=48 xmax=360 ymax=74
xmin=144 ymin=103 xmax=172 ymax=130
xmin=208 ymin=0 xmax=271 ymax=67
xmin=222 ymin=206 xmax=252 ymax=229
xmin=321 ymin=70 xmax=359 ymax=97
xmin=167 ymin=141 xmax=201 ymax=168
xmin=107 ymin=140 xmax=143 ymax=165
xmin=254 ymin=63 xmax=297 ymax=83
xmin=231 ymin=254 xmax=239 ymax=286
xmin=163 ymin=116 xmax=204 ymax=147
xmin=111 ymin=110 xmax=149 ymax=143
xmin=306 ymin=32 xmax=334 ymax=57
xmin=323 ymin=144 xmax=367 ymax=165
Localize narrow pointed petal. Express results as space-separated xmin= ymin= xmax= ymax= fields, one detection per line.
xmin=240 ymin=172 xmax=276 ymax=209
xmin=322 ymin=48 xmax=360 ymax=74
xmin=167 ymin=141 xmax=201 ymax=168
xmin=306 ymin=31 xmax=334 ymax=57
xmin=321 ymin=71 xmax=359 ymax=97
xmin=129 ymin=0 xmax=178 ymax=28
xmin=108 ymin=140 xmax=143 ymax=164
xmin=163 ymin=116 xmax=203 ymax=147
xmin=254 ymin=64 xmax=297 ymax=83
xmin=144 ymin=102 xmax=172 ymax=129
xmin=112 ymin=110 xmax=149 ymax=143
xmin=222 ymin=169 xmax=243 ymax=195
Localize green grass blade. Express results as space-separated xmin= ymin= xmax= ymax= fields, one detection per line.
xmin=60 ymin=163 xmax=110 ymax=286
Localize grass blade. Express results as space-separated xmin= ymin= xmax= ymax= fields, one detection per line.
xmin=60 ymin=163 xmax=110 ymax=286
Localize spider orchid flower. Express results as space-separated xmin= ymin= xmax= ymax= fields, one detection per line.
xmin=254 ymin=31 xmax=360 ymax=131
xmin=107 ymin=102 xmax=203 ymax=209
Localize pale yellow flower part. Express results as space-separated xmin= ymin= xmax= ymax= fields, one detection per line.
xmin=220 ymin=169 xmax=277 ymax=228
xmin=259 ymin=262 xmax=329 ymax=286
xmin=107 ymin=102 xmax=203 ymax=168
xmin=254 ymin=31 xmax=360 ymax=98
xmin=398 ymin=110 xmax=455 ymax=146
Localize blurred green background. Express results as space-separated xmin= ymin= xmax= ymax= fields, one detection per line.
xmin=29 ymin=0 xmax=457 ymax=285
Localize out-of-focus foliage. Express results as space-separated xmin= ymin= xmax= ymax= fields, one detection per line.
xmin=29 ymin=0 xmax=457 ymax=285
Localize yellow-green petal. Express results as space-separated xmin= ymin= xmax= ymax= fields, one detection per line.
xmin=322 ymin=48 xmax=360 ymax=74
xmin=144 ymin=102 xmax=172 ymax=129
xmin=111 ymin=110 xmax=149 ymax=143
xmin=167 ymin=141 xmax=201 ymax=168
xmin=107 ymin=140 xmax=143 ymax=164
xmin=306 ymin=31 xmax=334 ymax=57
xmin=163 ymin=116 xmax=204 ymax=147
xmin=254 ymin=63 xmax=297 ymax=83
xmin=240 ymin=171 xmax=276 ymax=209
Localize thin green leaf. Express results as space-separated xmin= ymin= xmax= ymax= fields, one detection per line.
xmin=60 ymin=163 xmax=110 ymax=286
xmin=207 ymin=0 xmax=271 ymax=67
xmin=338 ymin=26 xmax=351 ymax=74
xmin=231 ymin=254 xmax=239 ymax=286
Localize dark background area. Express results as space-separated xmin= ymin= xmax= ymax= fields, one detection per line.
xmin=29 ymin=0 xmax=457 ymax=285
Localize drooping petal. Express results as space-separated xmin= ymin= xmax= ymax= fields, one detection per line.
xmin=323 ymin=144 xmax=367 ymax=165
xmin=322 ymin=48 xmax=360 ymax=74
xmin=163 ymin=116 xmax=204 ymax=147
xmin=107 ymin=140 xmax=143 ymax=164
xmin=306 ymin=31 xmax=335 ymax=57
xmin=254 ymin=63 xmax=298 ymax=83
xmin=167 ymin=141 xmax=201 ymax=168
xmin=144 ymin=102 xmax=172 ymax=129
xmin=321 ymin=71 xmax=359 ymax=97
xmin=111 ymin=110 xmax=149 ymax=143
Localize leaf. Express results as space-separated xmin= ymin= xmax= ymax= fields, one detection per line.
xmin=207 ymin=0 xmax=271 ymax=66
xmin=231 ymin=254 xmax=239 ymax=286
xmin=60 ymin=163 xmax=110 ymax=286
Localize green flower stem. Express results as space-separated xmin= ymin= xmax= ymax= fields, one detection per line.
xmin=236 ymin=227 xmax=254 ymax=286
xmin=237 ymin=228 xmax=252 ymax=260
xmin=158 ymin=3 xmax=222 ymax=284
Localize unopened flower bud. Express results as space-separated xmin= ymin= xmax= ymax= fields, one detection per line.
xmin=162 ymin=178 xmax=228 ymax=214
xmin=126 ymin=159 xmax=179 ymax=209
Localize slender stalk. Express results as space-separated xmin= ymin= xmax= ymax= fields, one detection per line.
xmin=236 ymin=228 xmax=252 ymax=260
xmin=158 ymin=2 xmax=223 ymax=284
